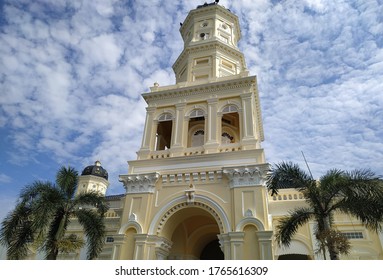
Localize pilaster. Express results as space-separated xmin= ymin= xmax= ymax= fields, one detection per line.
xmin=219 ymin=232 xmax=245 ymax=260
xmin=133 ymin=234 xmax=172 ymax=260
xmin=240 ymin=92 xmax=258 ymax=148
xmin=255 ymin=231 xmax=274 ymax=260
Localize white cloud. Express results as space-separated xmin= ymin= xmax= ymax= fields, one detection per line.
xmin=0 ymin=0 xmax=382 ymax=198
xmin=0 ymin=174 xmax=12 ymax=184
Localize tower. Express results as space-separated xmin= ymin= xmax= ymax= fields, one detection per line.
xmin=77 ymin=160 xmax=109 ymax=197
xmin=117 ymin=2 xmax=273 ymax=260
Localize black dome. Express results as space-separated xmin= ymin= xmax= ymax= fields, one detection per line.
xmin=81 ymin=161 xmax=108 ymax=180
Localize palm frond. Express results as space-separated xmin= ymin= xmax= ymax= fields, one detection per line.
xmin=266 ymin=162 xmax=312 ymax=195
xmin=56 ymin=166 xmax=79 ymax=199
xmin=19 ymin=181 xmax=63 ymax=239
xmin=275 ymin=207 xmax=314 ymax=246
xmin=0 ymin=203 xmax=34 ymax=259
xmin=75 ymin=208 xmax=106 ymax=260
xmin=72 ymin=192 xmax=109 ymax=215
xmin=57 ymin=234 xmax=85 ymax=254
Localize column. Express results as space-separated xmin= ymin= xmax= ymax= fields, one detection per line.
xmin=205 ymin=97 xmax=219 ymax=152
xmin=138 ymin=107 xmax=157 ymax=158
xmin=171 ymin=103 xmax=186 ymax=156
xmin=255 ymin=231 xmax=274 ymax=260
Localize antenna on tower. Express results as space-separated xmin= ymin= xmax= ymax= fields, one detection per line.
xmin=301 ymin=151 xmax=314 ymax=179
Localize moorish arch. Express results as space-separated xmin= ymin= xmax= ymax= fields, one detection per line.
xmin=148 ymin=195 xmax=231 ymax=260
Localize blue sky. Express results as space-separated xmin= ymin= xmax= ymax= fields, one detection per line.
xmin=0 ymin=0 xmax=382 ymax=222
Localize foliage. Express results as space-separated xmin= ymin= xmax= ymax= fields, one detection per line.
xmin=266 ymin=162 xmax=383 ymax=260
xmin=0 ymin=166 xmax=109 ymax=260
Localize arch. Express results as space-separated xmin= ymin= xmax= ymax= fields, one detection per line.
xmin=187 ymin=108 xmax=206 ymax=147
xmin=188 ymin=108 xmax=206 ymax=118
xmin=155 ymin=111 xmax=174 ymax=151
xmin=118 ymin=220 xmax=143 ymax=234
xmin=188 ymin=125 xmax=205 ymax=147
xmin=155 ymin=110 xmax=175 ymax=121
xmin=218 ymin=102 xmax=241 ymax=113
xmin=148 ymin=195 xmax=231 ymax=236
xmin=220 ymin=104 xmax=241 ymax=144
xmin=275 ymin=239 xmax=312 ymax=258
xmin=185 ymin=105 xmax=207 ymax=119
xmin=236 ymin=217 xmax=265 ymax=232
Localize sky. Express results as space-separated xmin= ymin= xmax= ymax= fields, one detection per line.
xmin=0 ymin=0 xmax=382 ymax=222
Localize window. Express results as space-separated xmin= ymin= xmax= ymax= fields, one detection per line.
xmin=190 ymin=109 xmax=204 ymax=118
xmin=192 ymin=130 xmax=205 ymax=147
xmin=156 ymin=113 xmax=173 ymax=151
xmin=106 ymin=237 xmax=114 ymax=243
xmin=221 ymin=132 xmax=234 ymax=144
xmin=221 ymin=105 xmax=240 ymax=145
xmin=342 ymin=232 xmax=364 ymax=239
xmin=222 ymin=105 xmax=238 ymax=113
xmin=200 ymin=32 xmax=209 ymax=40
xmin=188 ymin=109 xmax=205 ymax=147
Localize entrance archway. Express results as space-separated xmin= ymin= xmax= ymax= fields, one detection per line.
xmin=161 ymin=206 xmax=223 ymax=260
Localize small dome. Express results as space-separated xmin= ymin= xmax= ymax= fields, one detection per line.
xmin=81 ymin=160 xmax=108 ymax=180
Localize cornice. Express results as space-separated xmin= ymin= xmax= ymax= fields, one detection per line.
xmin=119 ymin=172 xmax=160 ymax=194
xmin=173 ymin=40 xmax=244 ymax=71
xmin=223 ymin=164 xmax=270 ymax=188
xmin=143 ymin=75 xmax=256 ymax=103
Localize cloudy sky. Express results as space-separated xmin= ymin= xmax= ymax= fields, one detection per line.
xmin=0 ymin=0 xmax=382 ymax=221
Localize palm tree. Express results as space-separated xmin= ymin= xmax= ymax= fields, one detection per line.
xmin=266 ymin=162 xmax=383 ymax=260
xmin=0 ymin=166 xmax=109 ymax=260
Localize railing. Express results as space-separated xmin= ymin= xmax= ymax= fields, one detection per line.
xmin=148 ymin=143 xmax=244 ymax=159
xmin=183 ymin=146 xmax=205 ymax=156
xmin=218 ymin=143 xmax=242 ymax=152
xmin=270 ymin=190 xmax=304 ymax=201
xmin=150 ymin=150 xmax=171 ymax=159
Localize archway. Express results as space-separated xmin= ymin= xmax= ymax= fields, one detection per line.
xmin=161 ymin=206 xmax=223 ymax=260
xmin=275 ymin=240 xmax=312 ymax=260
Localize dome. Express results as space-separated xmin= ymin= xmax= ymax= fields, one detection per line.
xmin=81 ymin=160 xmax=108 ymax=180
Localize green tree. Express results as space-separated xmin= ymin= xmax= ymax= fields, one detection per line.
xmin=0 ymin=166 xmax=108 ymax=260
xmin=266 ymin=162 xmax=383 ymax=260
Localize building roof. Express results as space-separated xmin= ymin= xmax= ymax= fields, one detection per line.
xmin=81 ymin=160 xmax=108 ymax=180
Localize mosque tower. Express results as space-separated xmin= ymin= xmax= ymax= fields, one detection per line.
xmin=118 ymin=2 xmax=273 ymax=260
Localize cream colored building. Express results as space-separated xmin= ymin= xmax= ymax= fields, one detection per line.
xmin=63 ymin=3 xmax=383 ymax=260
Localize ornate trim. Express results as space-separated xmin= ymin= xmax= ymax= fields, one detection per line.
xmin=223 ymin=165 xmax=268 ymax=188
xmin=155 ymin=201 xmax=225 ymax=235
xmin=119 ymin=173 xmax=159 ymax=194
xmin=142 ymin=76 xmax=256 ymax=102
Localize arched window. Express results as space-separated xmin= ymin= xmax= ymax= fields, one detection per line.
xmin=188 ymin=109 xmax=205 ymax=147
xmin=156 ymin=113 xmax=173 ymax=151
xmin=221 ymin=105 xmax=240 ymax=144
xmin=221 ymin=132 xmax=234 ymax=144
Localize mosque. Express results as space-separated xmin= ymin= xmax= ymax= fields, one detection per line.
xmin=62 ymin=2 xmax=383 ymax=260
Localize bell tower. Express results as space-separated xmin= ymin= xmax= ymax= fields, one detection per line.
xmin=174 ymin=2 xmax=247 ymax=83
xmin=119 ymin=2 xmax=273 ymax=260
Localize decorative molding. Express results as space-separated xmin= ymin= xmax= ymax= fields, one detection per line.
xmin=244 ymin=209 xmax=253 ymax=217
xmin=223 ymin=165 xmax=268 ymax=188
xmin=185 ymin=184 xmax=195 ymax=205
xmin=161 ymin=170 xmax=223 ymax=185
xmin=119 ymin=173 xmax=159 ymax=194
xmin=142 ymin=76 xmax=256 ymax=103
